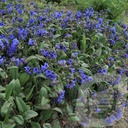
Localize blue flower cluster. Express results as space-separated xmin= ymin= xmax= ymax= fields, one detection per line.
xmin=56 ymin=90 xmax=65 ymax=104
xmin=0 ymin=0 xmax=127 ymax=115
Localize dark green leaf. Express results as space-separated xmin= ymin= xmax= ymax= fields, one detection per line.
xmin=0 ymin=68 xmax=8 ymax=79
xmin=0 ymin=85 xmax=5 ymax=92
xmin=31 ymin=122 xmax=41 ymax=128
xmin=19 ymin=73 xmax=30 ymax=86
xmin=41 ymin=110 xmax=52 ymax=121
xmin=81 ymin=34 xmax=86 ymax=52
xmin=16 ymin=97 xmax=28 ymax=114
xmin=43 ymin=123 xmax=51 ymax=128
xmin=53 ymin=107 xmax=63 ymax=115
xmin=12 ymin=115 xmax=24 ymax=125
xmin=13 ymin=79 xmax=21 ymax=96
xmin=69 ymin=115 xmax=80 ymax=122
xmin=26 ymin=85 xmax=35 ymax=100
xmin=41 ymin=97 xmax=50 ymax=106
xmin=22 ymin=110 xmax=38 ymax=120
xmin=5 ymin=80 xmax=15 ymax=100
xmin=53 ymin=34 xmax=61 ymax=39
xmin=1 ymin=101 xmax=11 ymax=117
xmin=39 ymin=87 xmax=48 ymax=97
xmin=8 ymin=66 xmax=19 ymax=79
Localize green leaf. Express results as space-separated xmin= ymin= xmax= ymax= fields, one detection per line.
xmin=8 ymin=66 xmax=19 ymax=79
xmin=53 ymin=120 xmax=61 ymax=128
xmin=53 ymin=34 xmax=61 ymax=39
xmin=95 ymin=47 xmax=102 ymax=56
xmin=41 ymin=97 xmax=50 ymax=106
xmin=26 ymin=55 xmax=38 ymax=62
xmin=78 ymin=67 xmax=92 ymax=75
xmin=2 ymin=123 xmax=16 ymax=128
xmin=43 ymin=123 xmax=52 ymax=128
xmin=1 ymin=101 xmax=11 ymax=117
xmin=26 ymin=85 xmax=35 ymax=100
xmin=12 ymin=115 xmax=24 ymax=125
xmin=35 ymin=74 xmax=46 ymax=79
xmin=81 ymin=34 xmax=86 ymax=52
xmin=41 ymin=110 xmax=53 ymax=121
xmin=19 ymin=73 xmax=30 ymax=86
xmin=0 ymin=85 xmax=5 ymax=92
xmin=31 ymin=122 xmax=41 ymax=128
xmin=16 ymin=97 xmax=28 ymax=114
xmin=39 ymin=87 xmax=48 ymax=97
xmin=53 ymin=107 xmax=63 ymax=115
xmin=5 ymin=80 xmax=15 ymax=100
xmin=13 ymin=79 xmax=21 ymax=96
xmin=66 ymin=103 xmax=73 ymax=113
xmin=40 ymin=42 xmax=49 ymax=50
xmin=69 ymin=115 xmax=80 ymax=122
xmin=0 ymin=68 xmax=8 ymax=79
xmin=22 ymin=110 xmax=38 ymax=120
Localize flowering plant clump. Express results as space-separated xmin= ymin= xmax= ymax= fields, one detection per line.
xmin=0 ymin=0 xmax=128 ymax=128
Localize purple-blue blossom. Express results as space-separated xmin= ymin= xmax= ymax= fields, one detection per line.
xmin=28 ymin=39 xmax=35 ymax=45
xmin=56 ymin=90 xmax=65 ymax=104
xmin=58 ymin=60 xmax=66 ymax=65
xmin=41 ymin=62 xmax=49 ymax=72
xmin=45 ymin=70 xmax=57 ymax=80
xmin=33 ymin=67 xmax=40 ymax=74
xmin=25 ymin=66 xmax=31 ymax=75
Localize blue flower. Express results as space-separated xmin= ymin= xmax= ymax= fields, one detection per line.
xmin=49 ymin=52 xmax=57 ymax=59
xmin=0 ymin=56 xmax=4 ymax=65
xmin=45 ymin=70 xmax=57 ymax=80
xmin=81 ymin=122 xmax=88 ymax=127
xmin=41 ymin=49 xmax=49 ymax=57
xmin=110 ymin=27 xmax=116 ymax=33
xmin=96 ymin=108 xmax=101 ymax=113
xmin=58 ymin=60 xmax=66 ymax=65
xmin=41 ymin=62 xmax=49 ymax=72
xmin=72 ymin=52 xmax=78 ymax=58
xmin=98 ymin=68 xmax=107 ymax=75
xmin=126 ymin=54 xmax=128 ymax=58
xmin=17 ymin=9 xmax=23 ymax=14
xmin=2 ymin=0 xmax=6 ymax=3
xmin=28 ymin=39 xmax=35 ymax=45
xmin=122 ymin=24 xmax=127 ymax=29
xmin=0 ymin=40 xmax=4 ymax=50
xmin=55 ymin=44 xmax=61 ymax=49
xmin=56 ymin=90 xmax=65 ymax=104
xmin=25 ymin=66 xmax=31 ymax=75
xmin=66 ymin=79 xmax=76 ymax=89
xmin=109 ymin=57 xmax=114 ymax=61
xmin=98 ymin=18 xmax=103 ymax=24
xmin=33 ymin=67 xmax=40 ymax=74
xmin=62 ymin=46 xmax=66 ymax=52
xmin=17 ymin=17 xmax=23 ymax=22
xmin=75 ymin=11 xmax=82 ymax=19
xmin=87 ymin=77 xmax=93 ymax=82
xmin=0 ymin=22 xmax=4 ymax=27
xmin=115 ymin=109 xmax=123 ymax=120
xmin=96 ymin=24 xmax=101 ymax=29
xmin=67 ymin=58 xmax=73 ymax=65
xmin=109 ymin=39 xmax=115 ymax=45
xmin=70 ymin=68 xmax=75 ymax=73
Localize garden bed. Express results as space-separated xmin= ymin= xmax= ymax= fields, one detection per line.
xmin=0 ymin=0 xmax=128 ymax=128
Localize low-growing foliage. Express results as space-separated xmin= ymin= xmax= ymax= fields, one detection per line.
xmin=0 ymin=0 xmax=128 ymax=127
xmin=76 ymin=0 xmax=128 ymax=21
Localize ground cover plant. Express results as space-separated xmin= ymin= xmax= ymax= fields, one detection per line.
xmin=0 ymin=0 xmax=128 ymax=128
xmin=76 ymin=0 xmax=128 ymax=21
